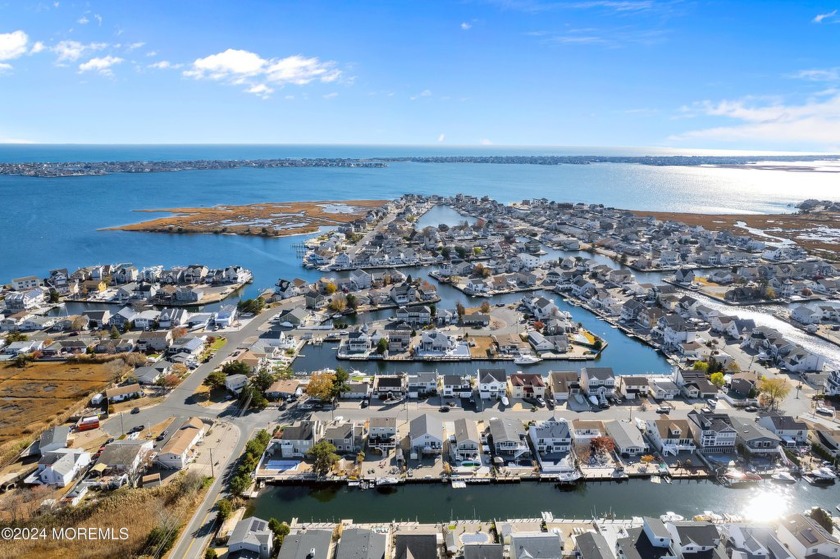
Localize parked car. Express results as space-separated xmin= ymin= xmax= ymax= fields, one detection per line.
xmin=156 ymin=431 xmax=167 ymax=441
xmin=744 ymin=405 xmax=758 ymax=412
xmin=655 ymin=407 xmax=671 ymax=414
xmin=706 ymin=398 xmax=718 ymax=408
xmin=360 ymin=400 xmax=369 ymax=408
xmin=439 ymin=405 xmax=451 ymax=412
xmin=131 ymin=425 xmax=145 ymax=433
xmin=131 ymin=407 xmax=140 ymax=414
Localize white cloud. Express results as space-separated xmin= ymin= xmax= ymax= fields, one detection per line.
xmin=53 ymin=40 xmax=107 ymax=63
xmin=410 ymin=89 xmax=433 ymax=100
xmin=78 ymin=55 xmax=123 ymax=75
xmin=480 ymin=138 xmax=493 ymax=145
xmin=30 ymin=41 xmax=45 ymax=54
xmin=323 ymin=92 xmax=338 ymax=99
xmin=149 ymin=60 xmax=181 ymax=70
xmin=813 ymin=9 xmax=837 ymax=23
xmin=791 ymin=68 xmax=840 ymax=82
xmin=94 ymin=14 xmax=102 ymax=25
xmin=126 ymin=42 xmax=145 ymax=51
xmin=0 ymin=62 xmax=12 ymax=73
xmin=671 ymin=93 xmax=840 ymax=148
xmin=184 ymin=48 xmax=341 ymax=97
xmin=0 ymin=30 xmax=29 ymax=61
xmin=460 ymin=22 xmax=472 ymax=30
xmin=145 ymin=50 xmax=157 ymax=57
xmin=77 ymin=16 xmax=89 ymax=25
xmin=247 ymin=83 xmax=274 ymax=99
xmin=437 ymin=133 xmax=446 ymax=142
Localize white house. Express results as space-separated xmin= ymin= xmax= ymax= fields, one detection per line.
xmin=29 ymin=449 xmax=90 ymax=487
xmin=225 ymin=374 xmax=249 ymax=394
xmin=450 ymin=418 xmax=481 ymax=464
xmin=645 ymin=418 xmax=696 ymax=455
xmin=580 ymin=367 xmax=615 ymax=399
xmin=476 ymin=368 xmax=507 ymax=400
xmin=409 ymin=414 xmax=444 ymax=455
xmin=775 ymin=514 xmax=840 ymax=559
xmin=228 ymin=516 xmax=274 ymax=559
xmin=791 ymin=305 xmax=822 ymax=325
xmin=606 ymin=419 xmax=648 ymax=456
xmin=156 ymin=417 xmax=206 ymax=470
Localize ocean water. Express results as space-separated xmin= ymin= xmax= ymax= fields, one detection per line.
xmin=1 ymin=145 xmax=837 ymax=292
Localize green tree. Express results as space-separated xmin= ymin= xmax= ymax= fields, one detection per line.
xmin=307 ymin=440 xmax=340 ymax=476
xmin=810 ymin=507 xmax=833 ymax=532
xmin=480 ymin=301 xmax=491 ymax=314
xmin=216 ymin=498 xmax=234 ymax=521
xmin=693 ymin=361 xmax=710 ymax=373
xmin=48 ymin=289 xmax=60 ymax=304
xmin=109 ymin=326 xmax=121 ymax=339
xmin=5 ymin=331 xmax=27 ymax=343
xmin=429 ymin=303 xmax=436 ymax=318
xmin=710 ymin=372 xmax=725 ymax=388
xmin=269 ymin=518 xmax=291 ymax=549
xmin=345 ymin=293 xmax=358 ymax=311
xmin=376 ymin=338 xmax=388 ymax=355
xmin=237 ymin=297 xmax=266 ymax=314
xmin=455 ymin=246 xmax=467 ymax=259
xmin=441 ymin=246 xmax=451 ymax=259
xmin=252 ymin=368 xmax=276 ymax=393
xmin=205 ymin=549 xmax=218 ymax=559
xmin=331 ymin=367 xmax=350 ymax=400
xmin=221 ymin=360 xmax=252 ymax=376
xmin=456 ymin=302 xmax=465 ymax=319
xmin=204 ymin=370 xmax=227 ymax=390
xmin=593 ymin=339 xmax=603 ymax=350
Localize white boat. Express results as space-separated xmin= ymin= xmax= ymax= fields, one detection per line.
xmin=513 ymin=353 xmax=542 ymax=365
xmin=501 ymin=396 xmax=510 ymax=406
xmin=813 ymin=467 xmax=837 ymax=480
xmin=375 ymin=477 xmax=401 ymax=486
xmin=771 ymin=471 xmax=797 ymax=484
xmin=660 ymin=512 xmax=684 ymax=522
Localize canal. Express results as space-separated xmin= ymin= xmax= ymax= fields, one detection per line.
xmin=249 ymin=479 xmax=840 ymax=524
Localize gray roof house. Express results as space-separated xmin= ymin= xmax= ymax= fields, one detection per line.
xmin=335 ymin=527 xmax=388 ymax=559
xmin=489 ymin=417 xmax=530 ymax=462
xmin=575 ymin=531 xmax=611 ymax=559
xmin=606 ymin=420 xmax=649 ymax=456
xmin=39 ymin=425 xmax=70 ymax=455
xmin=278 ymin=529 xmax=334 ymax=559
xmin=410 ymin=413 xmax=444 ymax=454
xmin=228 ymin=516 xmax=274 ymax=559
xmin=511 ymin=531 xmax=564 ymax=559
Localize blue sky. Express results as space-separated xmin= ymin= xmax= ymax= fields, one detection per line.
xmin=1 ymin=0 xmax=839 ymax=150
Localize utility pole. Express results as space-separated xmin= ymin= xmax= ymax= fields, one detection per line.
xmin=209 ymin=447 xmax=215 ymax=478
xmin=120 ymin=412 xmax=124 ymax=436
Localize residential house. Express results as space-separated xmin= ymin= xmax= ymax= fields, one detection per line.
xmin=342 ymin=381 xmax=370 ymax=400
xmin=548 ymin=371 xmax=580 ymax=403
xmin=512 ymin=532 xmax=564 ymax=559
xmin=105 ymin=383 xmax=141 ymax=403
xmin=407 ymin=371 xmax=439 ymax=398
xmin=277 ymin=420 xmax=324 ymax=458
xmin=390 ymin=284 xmax=417 ymax=305
xmin=757 ymin=415 xmax=808 ymax=446
xmin=666 ymin=522 xmax=722 ymax=559
xmin=372 ymin=374 xmax=407 ymax=400
xmin=618 ymin=376 xmax=649 ymax=400
xmin=442 ymin=375 xmax=473 ymax=399
xmin=214 ymin=305 xmax=237 ymax=328
xmin=571 ymin=419 xmax=606 ymax=442
xmin=575 ymin=531 xmax=611 ymax=559
xmin=137 ymin=330 xmax=173 ymax=352
xmin=730 ymin=416 xmax=781 ymax=457
xmin=451 ymin=418 xmax=481 ymax=464
xmin=489 ymin=417 xmax=530 ymax=462
xmin=82 ymin=309 xmax=112 ymax=329
xmin=418 ymin=330 xmax=455 ymax=353
xmin=324 ymin=421 xmax=365 ymax=453
xmin=477 ymin=368 xmax=507 ymax=400
xmin=507 ymin=373 xmax=547 ymax=400
xmin=687 ymin=410 xmax=737 ymax=453
xmin=266 ymin=379 xmax=301 ymax=401
xmin=410 ymin=413 xmax=444 ymax=455
xmin=335 ymin=528 xmax=388 ymax=559
xmin=98 ymin=440 xmax=154 ymax=479
xmin=774 ymin=514 xmax=840 ymax=559
xmin=229 ymin=516 xmax=274 ymax=559
xmin=225 ymin=374 xmax=249 ymax=395
xmin=580 ymin=367 xmax=616 ymax=400
xmin=529 ymin=417 xmax=572 ymax=455
xmin=645 ymin=418 xmax=696 ymax=455
xmin=156 ymin=417 xmax=206 ymax=470
xmin=30 ymin=449 xmax=91 ymax=487
xmin=607 ymin=419 xmax=649 ymax=456
xmin=677 ymin=370 xmax=719 ymax=400
xmin=648 ymin=379 xmax=681 ymax=401
xmin=368 ymin=417 xmax=397 ymax=451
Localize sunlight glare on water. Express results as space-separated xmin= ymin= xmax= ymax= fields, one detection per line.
xmin=740 ymin=487 xmax=793 ymax=523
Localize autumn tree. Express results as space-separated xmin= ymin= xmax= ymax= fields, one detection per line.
xmin=456 ymin=302 xmax=465 ymax=319
xmin=306 ymin=371 xmax=337 ymax=401
xmin=710 ymin=372 xmax=725 ymax=388
xmin=591 ymin=436 xmax=615 ymax=455
xmin=172 ymin=327 xmax=188 ymax=340
xmin=158 ymin=373 xmax=181 ymax=388
xmin=71 ymin=316 xmax=88 ymax=332
xmin=480 ymin=301 xmax=491 ymax=314
xmin=325 ymin=282 xmax=338 ymax=295
xmin=329 ymin=294 xmax=347 ymax=313
xmin=759 ymin=377 xmax=791 ymax=410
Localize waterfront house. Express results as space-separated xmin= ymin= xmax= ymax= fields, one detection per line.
xmin=676 ymin=370 xmax=718 ymax=400
xmin=489 ymin=417 xmax=530 ymax=463
xmin=571 ymin=419 xmax=606 ymax=442
xmin=158 ymin=308 xmax=190 ymax=328
xmin=30 ymin=449 xmax=91 ymax=487
xmin=229 ymin=516 xmax=274 ymax=559
xmin=277 ymin=420 xmax=324 ymax=458
xmin=390 ymin=284 xmax=417 ymax=305
xmin=82 ymin=309 xmax=112 ymax=329
xmin=372 ymin=374 xmax=407 ymax=400
xmin=776 ymin=514 xmax=840 ymax=559
xmin=335 ymin=528 xmax=388 ymax=559
xmin=324 ymin=421 xmax=365 ymax=453
xmin=407 ymin=371 xmax=439 ymax=398
xmin=667 ymin=522 xmax=722 ymax=559
xmin=342 ymin=381 xmax=370 ymax=400
xmin=618 ymin=376 xmax=649 ymax=400
xmin=394 ymin=530 xmax=440 ymax=559
xmin=98 ymin=440 xmax=153 ymax=480
xmin=418 ymin=330 xmax=455 ymax=353
xmin=133 ymin=309 xmax=161 ymax=330
xmin=687 ymin=410 xmax=737 ymax=453
xmin=110 ymin=306 xmax=138 ymax=330
xmin=524 ymin=296 xmax=560 ymax=320
xmin=347 ymin=330 xmax=371 ymax=353
xmin=386 ymin=321 xmax=413 ymax=352
xmin=529 ymin=417 xmax=572 ymax=455
xmin=105 ymin=383 xmax=141 ymax=403
xmin=275 ymin=278 xmax=307 ymax=299
xmin=548 ymin=371 xmax=580 ymax=403
xmin=368 ymin=417 xmax=397 ymax=451
xmin=464 ymin=544 xmax=504 ymax=559
xmin=5 ymin=288 xmax=47 ymax=310
xmin=648 ymin=379 xmax=681 ymax=400
xmin=507 ymin=373 xmax=546 ymax=400
xmin=575 ymin=531 xmax=611 ymax=559
xmin=395 ymin=306 xmax=432 ymax=326
xmin=513 ymin=532 xmax=564 ymax=559
xmin=266 ymin=379 xmax=301 ymax=401
xmin=11 ymin=275 xmax=42 ymax=291
xmin=526 ymin=330 xmax=556 ymax=353
xmin=614 ymin=522 xmax=671 ymax=559
xmin=451 ymin=418 xmax=481 ymax=464
xmin=442 ymin=375 xmax=473 ymax=399
xmin=462 ymin=313 xmax=491 ymax=328
xmin=214 ymin=305 xmax=237 ymax=328
xmin=757 ymin=415 xmax=808 ymax=445
xmin=156 ymin=417 xmax=205 ymax=470
xmin=410 ymin=413 xmax=444 ymax=455
xmin=730 ymin=417 xmax=781 ymax=457
xmin=477 ymin=368 xmax=507 ymax=400
xmin=645 ymin=418 xmax=696 ymax=455
xmin=580 ymin=367 xmax=616 ymax=400
xmin=606 ymin=419 xmax=648 ymax=456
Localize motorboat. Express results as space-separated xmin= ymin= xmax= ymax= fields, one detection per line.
xmin=501 ymin=396 xmax=510 ymax=406
xmin=660 ymin=511 xmax=685 ymax=522
xmin=720 ymin=468 xmax=762 ymax=487
xmin=513 ymin=353 xmax=543 ymax=365
xmin=771 ymin=471 xmax=797 ymax=484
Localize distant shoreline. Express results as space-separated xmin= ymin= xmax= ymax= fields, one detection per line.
xmin=1 ymin=154 xmax=838 ymax=177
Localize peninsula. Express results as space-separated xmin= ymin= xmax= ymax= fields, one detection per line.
xmin=106 ymin=199 xmax=388 ymax=237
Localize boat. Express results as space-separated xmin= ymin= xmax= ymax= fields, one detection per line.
xmin=720 ymin=468 xmax=762 ymax=487
xmin=660 ymin=512 xmax=684 ymax=522
xmin=501 ymin=396 xmax=510 ymax=406
xmin=771 ymin=471 xmax=797 ymax=484
xmin=513 ymin=353 xmax=542 ymax=365
xmin=375 ymin=477 xmax=401 ymax=486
